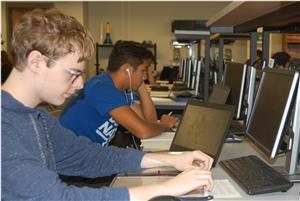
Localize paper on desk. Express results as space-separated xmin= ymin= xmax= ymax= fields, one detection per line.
xmin=212 ymin=179 xmax=242 ymax=198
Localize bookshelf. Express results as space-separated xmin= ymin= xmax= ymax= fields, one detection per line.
xmin=283 ymin=34 xmax=300 ymax=59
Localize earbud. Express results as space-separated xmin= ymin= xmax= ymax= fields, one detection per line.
xmin=126 ymin=68 xmax=131 ymax=76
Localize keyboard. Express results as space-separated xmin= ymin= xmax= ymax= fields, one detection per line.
xmin=150 ymin=85 xmax=169 ymax=91
xmin=172 ymin=90 xmax=193 ymax=98
xmin=219 ymin=155 xmax=293 ymax=195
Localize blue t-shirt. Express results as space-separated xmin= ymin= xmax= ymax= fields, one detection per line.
xmin=60 ymin=72 xmax=130 ymax=146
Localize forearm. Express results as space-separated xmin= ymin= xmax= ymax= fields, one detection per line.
xmin=140 ymin=151 xmax=214 ymax=171
xmin=130 ymin=121 xmax=170 ymax=139
xmin=137 ymin=83 xmax=157 ymax=122
xmin=140 ymin=152 xmax=176 ymax=168
xmin=53 ymin=124 xmax=145 ymax=176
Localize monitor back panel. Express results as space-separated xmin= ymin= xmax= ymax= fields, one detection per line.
xmin=169 ymin=101 xmax=235 ymax=166
xmin=224 ymin=62 xmax=245 ymax=108
xmin=207 ymin=84 xmax=231 ymax=104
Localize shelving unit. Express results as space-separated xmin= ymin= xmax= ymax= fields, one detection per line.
xmin=210 ymin=33 xmax=250 ymax=83
xmin=283 ymin=34 xmax=300 ymax=59
xmin=206 ymin=1 xmax=300 ymax=122
xmin=95 ymin=43 xmax=157 ymax=75
xmin=207 ymin=1 xmax=300 ymax=64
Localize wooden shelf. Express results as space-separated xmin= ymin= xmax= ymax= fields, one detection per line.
xmin=207 ymin=1 xmax=300 ymax=33
xmin=283 ymin=34 xmax=300 ymax=59
xmin=207 ymin=2 xmax=282 ymax=27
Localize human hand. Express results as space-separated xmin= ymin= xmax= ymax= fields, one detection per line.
xmin=170 ymin=151 xmax=213 ymax=171
xmin=160 ymin=114 xmax=179 ymax=129
xmin=137 ymin=82 xmax=147 ymax=93
xmin=128 ymin=166 xmax=212 ymax=201
xmin=162 ymin=167 xmax=213 ymax=196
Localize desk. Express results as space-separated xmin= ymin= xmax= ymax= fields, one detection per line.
xmin=140 ymin=135 xmax=300 ymax=200
xmin=152 ymin=97 xmax=187 ymax=110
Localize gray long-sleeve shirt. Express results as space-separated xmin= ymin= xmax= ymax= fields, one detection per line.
xmin=1 ymin=90 xmax=145 ymax=200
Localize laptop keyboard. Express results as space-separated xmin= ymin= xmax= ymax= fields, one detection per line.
xmin=219 ymin=155 xmax=293 ymax=195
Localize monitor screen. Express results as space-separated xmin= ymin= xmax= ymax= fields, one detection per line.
xmin=223 ymin=62 xmax=246 ymax=113
xmin=246 ymin=69 xmax=298 ymax=159
xmin=170 ymin=101 xmax=235 ymax=166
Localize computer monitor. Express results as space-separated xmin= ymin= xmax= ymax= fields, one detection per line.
xmin=179 ymin=58 xmax=185 ymax=79
xmin=223 ymin=62 xmax=247 ymax=119
xmin=186 ymin=59 xmax=192 ymax=88
xmin=246 ymin=68 xmax=299 ymax=181
xmin=194 ymin=60 xmax=202 ymax=97
xmin=182 ymin=58 xmax=187 ymax=82
xmin=191 ymin=59 xmax=197 ymax=90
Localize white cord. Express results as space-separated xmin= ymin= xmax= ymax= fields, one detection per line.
xmin=131 ymin=135 xmax=139 ymax=149
xmin=127 ymin=70 xmax=134 ymax=105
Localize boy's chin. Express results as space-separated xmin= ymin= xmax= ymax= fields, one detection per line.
xmin=49 ymin=98 xmax=66 ymax=106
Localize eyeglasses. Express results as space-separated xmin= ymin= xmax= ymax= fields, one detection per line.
xmin=43 ymin=55 xmax=85 ymax=83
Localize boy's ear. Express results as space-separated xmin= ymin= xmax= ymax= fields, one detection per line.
xmin=27 ymin=50 xmax=43 ymax=72
xmin=121 ymin=63 xmax=132 ymax=73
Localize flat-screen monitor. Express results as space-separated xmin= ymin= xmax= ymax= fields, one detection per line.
xmin=179 ymin=58 xmax=185 ymax=79
xmin=170 ymin=101 xmax=235 ymax=166
xmin=246 ymin=69 xmax=299 ymax=160
xmin=223 ymin=62 xmax=247 ymax=119
xmin=181 ymin=59 xmax=201 ymax=93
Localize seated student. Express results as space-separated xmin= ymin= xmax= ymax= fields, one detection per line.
xmin=2 ymin=9 xmax=213 ymax=200
xmin=60 ymin=40 xmax=178 ymax=147
xmin=245 ymin=49 xmax=263 ymax=68
xmin=271 ymin=51 xmax=291 ymax=70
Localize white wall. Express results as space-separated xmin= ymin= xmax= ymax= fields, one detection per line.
xmin=86 ymin=2 xmax=233 ymax=75
xmin=54 ymin=2 xmax=85 ymax=24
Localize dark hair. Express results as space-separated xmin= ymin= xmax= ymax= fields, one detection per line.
xmin=257 ymin=49 xmax=263 ymax=58
xmin=271 ymin=51 xmax=291 ymax=67
xmin=107 ymin=40 xmax=154 ymax=72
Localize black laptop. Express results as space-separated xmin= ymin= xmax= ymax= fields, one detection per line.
xmin=169 ymin=101 xmax=235 ymax=166
xmin=207 ymin=84 xmax=231 ymax=104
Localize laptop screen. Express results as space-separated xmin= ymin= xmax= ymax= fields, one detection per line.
xmin=169 ymin=101 xmax=235 ymax=166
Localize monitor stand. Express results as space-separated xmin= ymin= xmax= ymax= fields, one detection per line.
xmin=273 ymin=137 xmax=300 ymax=183
xmin=274 ymin=76 xmax=300 ymax=183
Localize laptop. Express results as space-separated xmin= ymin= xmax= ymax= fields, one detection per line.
xmin=171 ymin=84 xmax=230 ymax=102
xmin=169 ymin=101 xmax=235 ymax=166
xmin=207 ymin=84 xmax=231 ymax=104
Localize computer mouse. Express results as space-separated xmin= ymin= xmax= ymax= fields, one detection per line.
xmin=149 ymin=195 xmax=181 ymax=201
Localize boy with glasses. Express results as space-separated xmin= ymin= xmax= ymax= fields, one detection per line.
xmin=2 ymin=8 xmax=213 ymax=200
